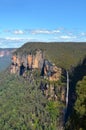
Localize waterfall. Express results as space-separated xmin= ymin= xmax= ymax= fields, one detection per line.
xmin=66 ymin=71 xmax=69 ymax=108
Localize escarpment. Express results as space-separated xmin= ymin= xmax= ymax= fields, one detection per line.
xmin=10 ymin=49 xmax=66 ymax=103
xmin=10 ymin=48 xmax=67 ymax=128
xmin=10 ymin=49 xmax=62 ymax=81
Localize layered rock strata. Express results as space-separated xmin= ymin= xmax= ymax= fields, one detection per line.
xmin=10 ymin=50 xmax=62 ymax=82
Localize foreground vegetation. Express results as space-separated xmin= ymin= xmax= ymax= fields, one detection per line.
xmin=0 ymin=70 xmax=64 ymax=130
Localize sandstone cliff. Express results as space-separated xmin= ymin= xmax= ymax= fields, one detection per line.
xmin=10 ymin=49 xmax=66 ymax=103
xmin=10 ymin=49 xmax=62 ymax=81
xmin=43 ymin=60 xmax=62 ymax=81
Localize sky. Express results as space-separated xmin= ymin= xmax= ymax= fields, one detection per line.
xmin=0 ymin=0 xmax=86 ymax=48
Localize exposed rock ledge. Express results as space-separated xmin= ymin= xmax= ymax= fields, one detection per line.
xmin=10 ymin=49 xmax=62 ymax=81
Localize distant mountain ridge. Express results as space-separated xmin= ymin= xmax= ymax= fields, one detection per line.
xmin=0 ymin=50 xmax=10 ymax=57
xmin=0 ymin=48 xmax=15 ymax=71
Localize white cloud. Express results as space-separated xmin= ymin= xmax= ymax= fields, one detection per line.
xmin=13 ymin=30 xmax=24 ymax=34
xmin=0 ymin=37 xmax=28 ymax=48
xmin=60 ymin=35 xmax=77 ymax=39
xmin=5 ymin=37 xmax=24 ymax=41
xmin=3 ymin=29 xmax=61 ymax=35
xmin=54 ymin=35 xmax=77 ymax=41
xmin=3 ymin=29 xmax=25 ymax=35
xmin=0 ymin=37 xmax=44 ymax=48
xmin=1 ymin=27 xmax=86 ymax=48
xmin=4 ymin=37 xmax=38 ymax=44
xmin=31 ymin=29 xmax=60 ymax=34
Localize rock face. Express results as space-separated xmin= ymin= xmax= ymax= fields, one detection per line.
xmin=43 ymin=60 xmax=62 ymax=81
xmin=32 ymin=50 xmax=44 ymax=69
xmin=40 ymin=81 xmax=66 ymax=102
xmin=27 ymin=54 xmax=33 ymax=69
xmin=10 ymin=50 xmax=44 ymax=75
xmin=10 ymin=49 xmax=62 ymax=82
xmin=10 ymin=49 xmax=66 ymax=103
xmin=10 ymin=55 xmax=21 ymax=74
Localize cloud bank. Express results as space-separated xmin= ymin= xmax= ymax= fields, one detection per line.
xmin=0 ymin=28 xmax=86 ymax=48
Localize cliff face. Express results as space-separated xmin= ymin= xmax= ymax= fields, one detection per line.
xmin=32 ymin=50 xmax=44 ymax=69
xmin=10 ymin=55 xmax=21 ymax=74
xmin=10 ymin=50 xmax=44 ymax=74
xmin=43 ymin=60 xmax=62 ymax=81
xmin=10 ymin=50 xmax=62 ymax=82
xmin=40 ymin=82 xmax=66 ymax=102
xmin=10 ymin=49 xmax=66 ymax=103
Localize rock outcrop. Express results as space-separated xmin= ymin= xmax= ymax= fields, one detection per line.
xmin=10 ymin=49 xmax=66 ymax=103
xmin=43 ymin=60 xmax=62 ymax=81
xmin=27 ymin=54 xmax=33 ymax=69
xmin=32 ymin=49 xmax=44 ymax=69
xmin=10 ymin=50 xmax=62 ymax=82
xmin=40 ymin=81 xmax=66 ymax=102
xmin=10 ymin=55 xmax=21 ymax=74
xmin=10 ymin=50 xmax=44 ymax=75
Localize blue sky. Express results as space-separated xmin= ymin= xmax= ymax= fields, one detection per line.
xmin=0 ymin=0 xmax=86 ymax=48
